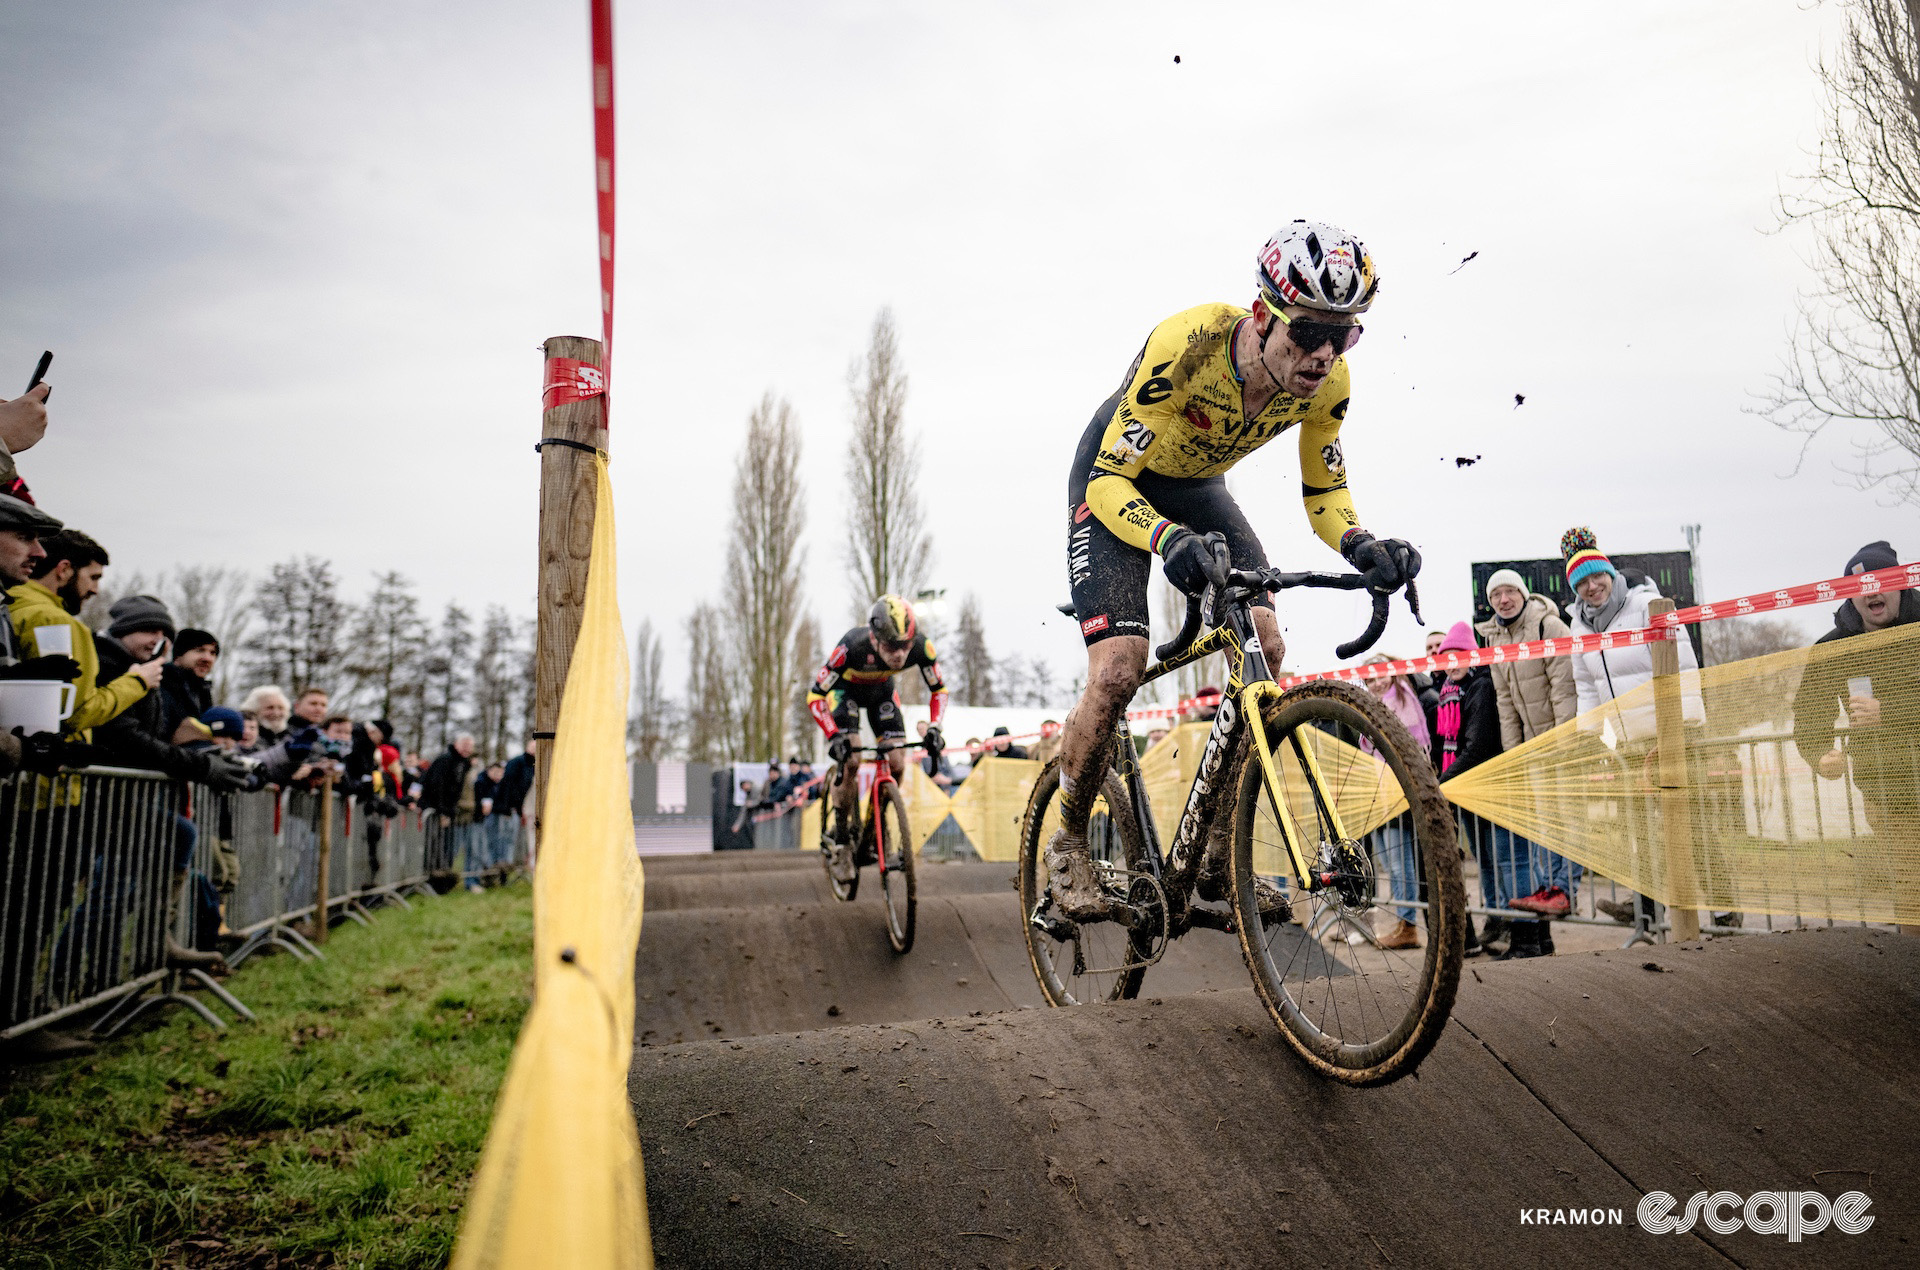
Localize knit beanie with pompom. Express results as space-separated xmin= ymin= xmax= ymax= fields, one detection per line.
xmin=1560 ymin=526 xmax=1617 ymax=589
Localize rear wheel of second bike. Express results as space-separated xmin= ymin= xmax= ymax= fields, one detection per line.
xmin=1230 ymin=679 xmax=1464 ymax=1086
xmin=1018 ymin=759 xmax=1154 ymax=1006
xmin=876 ymin=780 xmax=916 ymax=954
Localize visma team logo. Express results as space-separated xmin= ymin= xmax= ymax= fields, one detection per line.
xmin=1636 ymin=1191 xmax=1873 ymax=1241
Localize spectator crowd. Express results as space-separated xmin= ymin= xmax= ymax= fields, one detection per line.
xmin=1 ymin=386 xmax=536 ymax=1056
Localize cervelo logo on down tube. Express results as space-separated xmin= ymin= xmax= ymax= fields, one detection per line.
xmin=1636 ymin=1190 xmax=1872 ymax=1240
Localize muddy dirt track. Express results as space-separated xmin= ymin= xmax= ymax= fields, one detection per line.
xmin=631 ymin=851 xmax=1917 ymax=1268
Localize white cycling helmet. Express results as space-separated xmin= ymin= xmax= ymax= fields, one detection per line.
xmin=1256 ymin=220 xmax=1379 ymax=314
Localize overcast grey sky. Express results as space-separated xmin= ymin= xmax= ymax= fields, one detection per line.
xmin=2 ymin=0 xmax=1910 ymax=702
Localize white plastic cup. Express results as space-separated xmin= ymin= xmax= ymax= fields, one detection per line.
xmin=0 ymin=679 xmax=77 ymax=737
xmin=32 ymin=624 xmax=72 ymax=657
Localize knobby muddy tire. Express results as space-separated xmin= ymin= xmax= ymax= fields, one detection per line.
xmin=1230 ymin=678 xmax=1465 ymax=1086
xmin=1018 ymin=757 xmax=1152 ymax=1006
xmin=821 ymin=813 xmax=858 ymax=903
xmin=877 ymin=780 xmax=917 ymax=954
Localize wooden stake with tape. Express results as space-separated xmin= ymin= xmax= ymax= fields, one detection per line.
xmin=533 ymin=337 xmax=607 ymax=834
xmin=1649 ymin=597 xmax=1702 ymax=941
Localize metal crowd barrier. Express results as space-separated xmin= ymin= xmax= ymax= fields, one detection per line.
xmin=3 ymin=766 xmax=531 ymax=1045
xmin=750 ymin=803 xmax=806 ymax=851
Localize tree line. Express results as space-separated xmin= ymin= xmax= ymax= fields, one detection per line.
xmin=81 ymin=563 xmax=533 ymax=759
xmin=627 ymin=309 xmax=1076 ymax=766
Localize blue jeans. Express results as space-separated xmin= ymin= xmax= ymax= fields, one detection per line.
xmin=1474 ymin=826 xmax=1582 ymax=906
xmin=1539 ymin=846 xmax=1581 ymax=901
xmin=1475 ymin=820 xmax=1542 ymax=910
xmin=486 ymin=815 xmax=518 ymax=870
xmin=1378 ymin=819 xmax=1419 ymax=924
xmin=457 ymin=822 xmax=487 ymax=883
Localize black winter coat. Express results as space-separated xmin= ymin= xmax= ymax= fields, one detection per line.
xmin=1432 ymin=666 xmax=1502 ymax=781
xmin=1792 ymin=589 xmax=1920 ymax=803
xmin=494 ymin=752 xmax=535 ymax=816
xmin=93 ymin=635 xmax=224 ymax=784
xmin=157 ymin=663 xmax=213 ymax=739
xmin=422 ymin=744 xmax=473 ymax=816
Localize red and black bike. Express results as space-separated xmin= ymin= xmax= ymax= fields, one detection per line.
xmin=819 ymin=740 xmax=917 ymax=954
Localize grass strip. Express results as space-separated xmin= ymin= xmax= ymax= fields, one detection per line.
xmin=1 ymin=881 xmax=532 ymax=1269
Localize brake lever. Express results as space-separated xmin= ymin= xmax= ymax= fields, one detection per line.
xmin=1404 ymin=577 xmax=1425 ymax=626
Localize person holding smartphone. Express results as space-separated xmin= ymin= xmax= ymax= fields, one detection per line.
xmin=8 ymin=529 xmax=159 ymax=740
xmin=1794 ymin=541 xmax=1919 ymax=876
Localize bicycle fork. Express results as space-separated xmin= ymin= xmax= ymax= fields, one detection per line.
xmin=1240 ymin=681 xmax=1358 ymax=895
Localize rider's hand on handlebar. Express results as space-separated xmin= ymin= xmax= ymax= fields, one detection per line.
xmin=827 ymin=733 xmax=853 ymax=765
xmin=921 ymin=725 xmax=943 ymax=757
xmin=1159 ymin=527 xmax=1230 ymax=597
xmin=1341 ymin=531 xmax=1422 ymax=593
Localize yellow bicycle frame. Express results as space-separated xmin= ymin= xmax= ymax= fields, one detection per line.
xmin=1240 ymin=681 xmax=1354 ymax=886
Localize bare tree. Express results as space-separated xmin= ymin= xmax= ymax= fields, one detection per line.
xmin=247 ymin=557 xmax=348 ymax=695
xmin=950 ymin=593 xmax=996 ymax=706
xmin=683 ymin=602 xmax=743 ymax=764
xmin=468 ymin=606 xmax=521 ymax=760
xmin=419 ymin=601 xmax=474 ymax=752
xmin=788 ymin=613 xmax=822 ymax=759
xmin=163 ymin=567 xmax=256 ymax=702
xmin=1758 ymin=0 xmax=1920 ymax=503
xmin=344 ymin=571 xmax=425 ymax=721
xmin=843 ymin=308 xmax=932 ymax=612
xmin=1704 ymin=615 xmax=1811 ymax=665
xmin=629 ymin=617 xmax=681 ymax=760
xmin=726 ymin=394 xmax=808 ymax=762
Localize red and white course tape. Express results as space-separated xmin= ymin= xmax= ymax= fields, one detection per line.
xmin=1274 ymin=561 xmax=1919 ymax=689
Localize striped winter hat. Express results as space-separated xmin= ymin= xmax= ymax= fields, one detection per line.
xmin=1560 ymin=526 xmax=1616 ymax=589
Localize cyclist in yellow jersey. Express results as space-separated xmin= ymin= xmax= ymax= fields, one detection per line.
xmin=1049 ymin=221 xmax=1422 ymax=918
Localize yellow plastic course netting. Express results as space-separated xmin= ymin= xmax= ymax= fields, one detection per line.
xmin=1445 ymin=620 xmax=1920 ymax=925
xmin=451 ymin=456 xmax=651 ymax=1270
xmin=796 ymin=761 xmax=968 ymax=855
xmin=1140 ymin=720 xmax=1408 ymax=876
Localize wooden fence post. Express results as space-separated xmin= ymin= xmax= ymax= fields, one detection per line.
xmin=313 ymin=773 xmax=334 ymax=946
xmin=533 ymin=337 xmax=607 ymax=837
xmin=1649 ymin=598 xmax=1702 ymax=941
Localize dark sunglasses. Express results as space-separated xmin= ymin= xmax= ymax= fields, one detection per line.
xmin=879 ymin=636 xmax=914 ymax=653
xmin=1275 ymin=311 xmax=1363 ymax=355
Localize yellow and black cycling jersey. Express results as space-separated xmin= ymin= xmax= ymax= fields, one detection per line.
xmin=1084 ymin=302 xmax=1359 ymax=556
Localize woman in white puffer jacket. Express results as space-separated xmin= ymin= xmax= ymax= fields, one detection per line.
xmin=1562 ymin=527 xmax=1706 ymax=930
xmin=1562 ymin=528 xmax=1702 ymax=744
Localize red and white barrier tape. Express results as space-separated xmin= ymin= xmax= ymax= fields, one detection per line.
xmin=1274 ymin=561 xmax=1918 ymax=689
xmin=811 ymin=563 xmax=1914 ymax=757
xmin=589 ymin=0 xmax=615 ymax=376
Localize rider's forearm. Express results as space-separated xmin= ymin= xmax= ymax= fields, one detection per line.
xmin=929 ymin=689 xmax=948 ymax=727
xmin=1085 ymin=472 xmax=1176 ymax=554
xmin=1301 ymin=482 xmax=1361 ymax=554
xmin=808 ymin=696 xmax=838 ymax=736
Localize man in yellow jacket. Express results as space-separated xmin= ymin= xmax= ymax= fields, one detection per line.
xmin=7 ymin=529 xmax=160 ymax=737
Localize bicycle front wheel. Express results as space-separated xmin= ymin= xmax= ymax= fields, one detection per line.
xmin=1018 ymin=759 xmax=1153 ymax=1006
xmin=876 ymin=781 xmax=916 ymax=954
xmin=1231 ymin=679 xmax=1464 ymax=1085
xmin=820 ymin=808 xmax=857 ymax=903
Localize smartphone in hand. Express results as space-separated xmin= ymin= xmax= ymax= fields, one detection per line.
xmin=25 ymin=351 xmax=51 ymax=400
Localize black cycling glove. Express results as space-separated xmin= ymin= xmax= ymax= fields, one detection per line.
xmin=0 ymin=655 xmax=81 ymax=683
xmin=1342 ymin=532 xmax=1422 ymax=593
xmin=1159 ymin=527 xmax=1229 ymax=597
xmin=922 ymin=726 xmax=944 ymax=757
xmin=827 ymin=733 xmax=853 ymax=766
xmin=12 ymin=727 xmax=109 ymax=776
